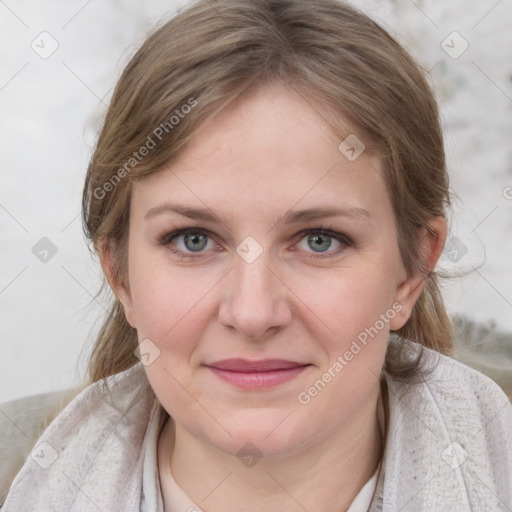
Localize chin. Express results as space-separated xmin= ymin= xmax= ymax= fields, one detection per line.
xmin=209 ymin=414 xmax=317 ymax=461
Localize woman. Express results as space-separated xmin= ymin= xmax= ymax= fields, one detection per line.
xmin=2 ymin=0 xmax=511 ymax=510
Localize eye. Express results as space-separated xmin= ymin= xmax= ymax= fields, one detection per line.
xmin=160 ymin=228 xmax=218 ymax=258
xmin=159 ymin=226 xmax=353 ymax=259
xmin=295 ymin=228 xmax=352 ymax=258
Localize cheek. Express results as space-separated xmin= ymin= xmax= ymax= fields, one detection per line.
xmin=294 ymin=264 xmax=398 ymax=338
xmin=127 ymin=258 xmax=219 ymax=416
xmin=292 ymin=271 xmax=393 ymax=421
xmin=127 ymin=245 xmax=219 ymax=358
xmin=128 ymin=243 xmax=399 ymax=359
xmin=291 ymin=264 xmax=397 ymax=398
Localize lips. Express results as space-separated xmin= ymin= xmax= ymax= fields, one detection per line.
xmin=206 ymin=358 xmax=308 ymax=372
xmin=205 ymin=359 xmax=311 ymax=389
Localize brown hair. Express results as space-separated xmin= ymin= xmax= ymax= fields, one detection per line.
xmin=82 ymin=0 xmax=452 ymax=386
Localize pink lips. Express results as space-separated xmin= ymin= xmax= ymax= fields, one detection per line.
xmin=205 ymin=358 xmax=310 ymax=389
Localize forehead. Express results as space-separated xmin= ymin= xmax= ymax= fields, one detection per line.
xmin=131 ymin=83 xmax=392 ymax=224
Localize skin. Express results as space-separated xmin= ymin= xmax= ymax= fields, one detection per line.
xmin=101 ymin=82 xmax=446 ymax=512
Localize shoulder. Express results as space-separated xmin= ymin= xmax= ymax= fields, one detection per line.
xmin=0 ymin=386 xmax=83 ymax=508
xmin=418 ymin=338 xmax=509 ymax=406
xmin=422 ymin=341 xmax=512 ymax=440
xmin=380 ymin=338 xmax=512 ymax=510
xmin=392 ymin=337 xmax=510 ymax=402
xmin=390 ymin=338 xmax=512 ymax=427
xmin=1 ymin=363 xmax=155 ymax=510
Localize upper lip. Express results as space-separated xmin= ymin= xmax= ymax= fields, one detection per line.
xmin=206 ymin=358 xmax=309 ymax=372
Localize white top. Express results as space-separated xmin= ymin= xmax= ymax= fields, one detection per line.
xmin=141 ymin=387 xmax=386 ymax=512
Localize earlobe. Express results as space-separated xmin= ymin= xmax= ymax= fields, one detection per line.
xmin=390 ymin=216 xmax=447 ymax=330
xmin=97 ymin=237 xmax=137 ymax=329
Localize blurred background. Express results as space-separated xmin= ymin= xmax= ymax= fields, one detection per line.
xmin=1 ymin=0 xmax=511 ymax=403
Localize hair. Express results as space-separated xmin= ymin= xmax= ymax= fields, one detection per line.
xmin=82 ymin=0 xmax=453 ymax=387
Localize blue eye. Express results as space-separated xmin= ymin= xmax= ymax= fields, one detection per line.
xmin=294 ymin=228 xmax=352 ymax=258
xmin=163 ymin=229 xmax=216 ymax=255
xmin=302 ymin=232 xmax=337 ymax=253
xmin=181 ymin=231 xmax=209 ymax=252
xmin=160 ymin=227 xmax=352 ymax=259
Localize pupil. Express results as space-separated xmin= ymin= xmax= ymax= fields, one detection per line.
xmin=309 ymin=234 xmax=331 ymax=252
xmin=185 ymin=232 xmax=207 ymax=252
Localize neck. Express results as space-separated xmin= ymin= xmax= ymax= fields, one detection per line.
xmin=158 ymin=383 xmax=385 ymax=512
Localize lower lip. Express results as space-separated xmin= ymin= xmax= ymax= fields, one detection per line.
xmin=206 ymin=365 xmax=310 ymax=389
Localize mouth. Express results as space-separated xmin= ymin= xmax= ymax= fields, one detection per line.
xmin=204 ymin=358 xmax=311 ymax=389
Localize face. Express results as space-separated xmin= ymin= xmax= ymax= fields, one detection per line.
xmin=111 ymin=82 xmax=428 ymax=458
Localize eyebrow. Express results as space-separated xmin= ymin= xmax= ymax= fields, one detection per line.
xmin=144 ymin=202 xmax=372 ymax=225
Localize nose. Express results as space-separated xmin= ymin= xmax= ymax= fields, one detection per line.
xmin=218 ymin=249 xmax=293 ymax=340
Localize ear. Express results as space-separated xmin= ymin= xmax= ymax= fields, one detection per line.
xmin=97 ymin=237 xmax=137 ymax=329
xmin=390 ymin=216 xmax=447 ymax=330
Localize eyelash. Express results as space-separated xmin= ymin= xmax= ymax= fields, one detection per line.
xmin=158 ymin=225 xmax=354 ymax=260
